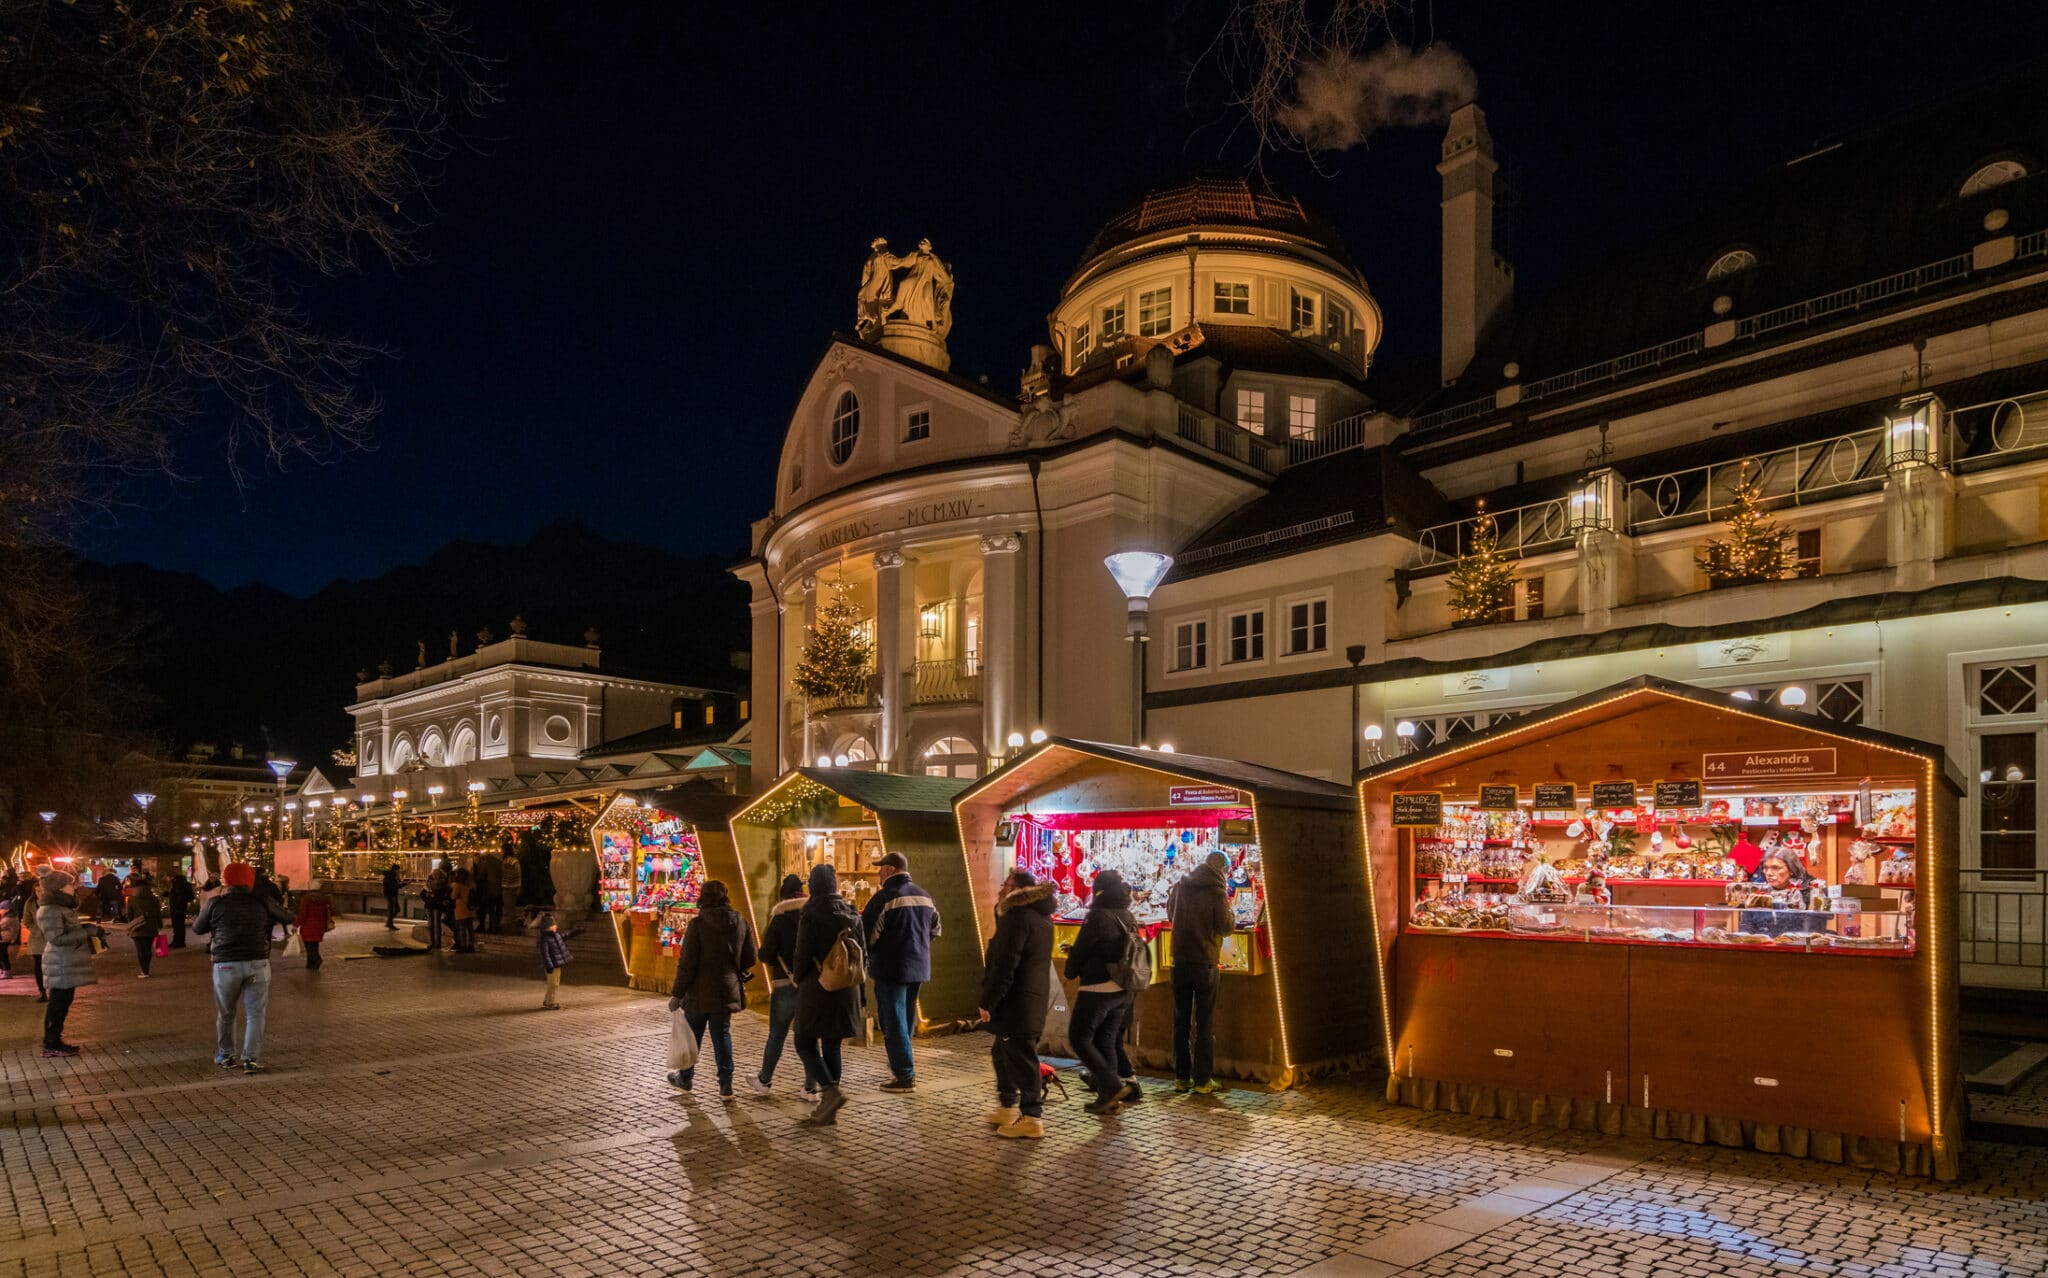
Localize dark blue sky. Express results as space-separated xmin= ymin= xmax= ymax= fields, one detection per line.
xmin=80 ymin=1 xmax=2048 ymax=593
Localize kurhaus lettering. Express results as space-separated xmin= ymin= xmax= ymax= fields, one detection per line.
xmin=811 ymin=495 xmax=979 ymax=556
xmin=814 ymin=518 xmax=874 ymax=553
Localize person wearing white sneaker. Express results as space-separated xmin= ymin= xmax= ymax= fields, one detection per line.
xmin=977 ymin=870 xmax=1056 ymax=1141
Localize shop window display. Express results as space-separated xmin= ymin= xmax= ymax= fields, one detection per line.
xmin=595 ymin=803 xmax=706 ymax=955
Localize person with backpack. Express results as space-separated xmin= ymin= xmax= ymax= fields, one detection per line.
xmin=859 ymin=850 xmax=941 ymax=1092
xmin=1166 ymin=850 xmax=1235 ymax=1094
xmin=978 ymin=869 xmax=1056 ymax=1139
xmin=751 ymin=873 xmax=817 ymax=1097
xmin=1062 ymin=868 xmax=1146 ymax=1116
xmin=666 ymin=880 xmax=758 ymax=1100
xmin=790 ymin=862 xmax=863 ymax=1126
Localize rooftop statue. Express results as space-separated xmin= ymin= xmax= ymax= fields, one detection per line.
xmin=857 ymin=237 xmax=954 ymax=342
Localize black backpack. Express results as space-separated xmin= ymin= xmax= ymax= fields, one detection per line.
xmin=1107 ymin=915 xmax=1153 ymax=994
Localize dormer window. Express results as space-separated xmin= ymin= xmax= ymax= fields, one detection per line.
xmin=829 ymin=390 xmax=860 ymax=465
xmin=1960 ymin=159 xmax=2029 ymax=198
xmin=1704 ymin=248 xmax=1758 ymax=281
xmin=1213 ymin=281 xmax=1251 ymax=315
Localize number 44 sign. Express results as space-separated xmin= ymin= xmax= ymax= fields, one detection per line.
xmin=1704 ymin=748 xmax=1837 ymax=781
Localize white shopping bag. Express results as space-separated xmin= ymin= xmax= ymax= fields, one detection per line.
xmin=283 ymin=934 xmax=304 ymax=959
xmin=667 ymin=1008 xmax=699 ymax=1071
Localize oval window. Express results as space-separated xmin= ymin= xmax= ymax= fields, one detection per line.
xmin=544 ymin=715 xmax=573 ymax=743
xmin=829 ymin=390 xmax=861 ymax=465
xmin=487 ymin=715 xmax=504 ymax=743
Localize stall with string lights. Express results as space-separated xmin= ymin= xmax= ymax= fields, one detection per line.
xmin=1357 ymin=676 xmax=1962 ymax=1178
xmin=589 ymin=791 xmax=746 ymax=994
xmin=955 ymin=740 xmax=1374 ymax=1089
xmin=729 ymin=769 xmax=980 ymax=1026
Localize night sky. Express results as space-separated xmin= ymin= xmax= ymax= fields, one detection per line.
xmin=79 ymin=1 xmax=2048 ymax=593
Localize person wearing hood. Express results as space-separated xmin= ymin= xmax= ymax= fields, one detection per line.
xmin=127 ymin=877 xmax=164 ymax=977
xmin=1064 ymin=868 xmax=1143 ymax=1115
xmin=35 ymin=869 xmax=104 ymax=1057
xmin=790 ymin=862 xmax=863 ymax=1126
xmin=752 ymin=873 xmax=817 ymax=1097
xmin=1166 ymin=850 xmax=1235 ymax=1094
xmin=536 ymin=912 xmax=569 ymax=1009
xmin=193 ymin=862 xmax=297 ymax=1073
xmin=979 ymin=869 xmax=1057 ymax=1139
xmin=666 ymin=880 xmax=758 ymax=1099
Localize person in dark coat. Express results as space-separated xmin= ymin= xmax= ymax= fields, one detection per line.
xmin=859 ymin=850 xmax=941 ymax=1091
xmin=1166 ymin=851 xmax=1234 ymax=1093
xmin=194 ymin=862 xmax=296 ymax=1072
xmin=472 ymin=850 xmax=504 ymax=934
xmin=380 ymin=864 xmax=402 ymax=931
xmin=95 ymin=870 xmax=125 ymax=923
xmin=666 ymin=880 xmax=758 ymax=1098
xmin=752 ymin=873 xmax=816 ymax=1097
xmin=979 ymin=869 xmax=1056 ymax=1140
xmin=536 ymin=912 xmax=569 ymax=1009
xmin=127 ymin=879 xmax=164 ymax=977
xmin=791 ymin=862 xmax=863 ymax=1126
xmin=1064 ymin=868 xmax=1141 ymax=1114
xmin=253 ymin=868 xmax=287 ymax=941
xmin=167 ymin=872 xmax=195 ymax=949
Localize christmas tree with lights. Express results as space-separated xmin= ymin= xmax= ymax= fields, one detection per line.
xmin=792 ymin=575 xmax=874 ymax=700
xmin=1696 ymin=461 xmax=1789 ymax=586
xmin=1447 ymin=501 xmax=1518 ymax=623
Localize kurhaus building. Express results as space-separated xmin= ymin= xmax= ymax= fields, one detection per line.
xmin=739 ymin=72 xmax=2048 ymax=984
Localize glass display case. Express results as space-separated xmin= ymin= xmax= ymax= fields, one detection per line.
xmin=1402 ymin=785 xmax=1918 ymax=955
xmin=1013 ymin=806 xmax=1266 ymax=976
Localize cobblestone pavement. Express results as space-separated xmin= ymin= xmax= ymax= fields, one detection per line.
xmin=2 ymin=920 xmax=2045 ymax=1277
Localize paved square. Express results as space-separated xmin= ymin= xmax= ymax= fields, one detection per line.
xmin=2 ymin=921 xmax=2044 ymax=1277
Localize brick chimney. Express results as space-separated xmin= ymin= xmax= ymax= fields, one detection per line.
xmin=1439 ymin=103 xmax=1514 ymax=384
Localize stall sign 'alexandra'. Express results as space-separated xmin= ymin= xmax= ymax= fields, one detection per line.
xmin=1704 ymin=748 xmax=1839 ymax=780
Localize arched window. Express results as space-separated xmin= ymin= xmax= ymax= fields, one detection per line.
xmin=419 ymin=729 xmax=446 ymax=766
xmin=387 ymin=736 xmax=415 ymax=771
xmin=922 ymin=735 xmax=980 ymax=779
xmin=829 ymin=390 xmax=861 ymax=465
xmin=839 ymin=737 xmax=875 ymax=768
xmin=1960 ymin=159 xmax=2029 ymax=198
xmin=1704 ymin=248 xmax=1757 ymax=281
xmin=448 ymin=725 xmax=478 ymax=765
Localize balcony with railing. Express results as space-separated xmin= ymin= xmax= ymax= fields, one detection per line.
xmin=913 ymin=656 xmax=982 ymax=705
xmin=1406 ymin=495 xmax=1576 ymax=570
xmin=1174 ymin=402 xmax=1284 ymax=475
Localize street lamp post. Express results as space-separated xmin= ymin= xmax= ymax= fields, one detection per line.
xmin=132 ymin=792 xmax=155 ymax=844
xmin=267 ymin=758 xmax=295 ymax=845
xmin=1103 ymin=551 xmax=1174 ymax=747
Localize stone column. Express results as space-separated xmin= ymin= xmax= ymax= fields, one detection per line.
xmin=785 ymin=577 xmax=816 ymax=769
xmin=873 ymin=549 xmax=916 ymax=771
xmin=980 ymin=533 xmax=1023 ymax=760
xmin=1884 ymin=462 xmax=1954 ymax=590
xmin=749 ymin=595 xmax=782 ymax=789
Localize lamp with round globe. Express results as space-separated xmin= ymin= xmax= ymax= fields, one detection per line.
xmin=1029 ymin=728 xmax=1048 ymax=744
xmin=1394 ymin=721 xmax=1417 ymax=754
xmin=1364 ymin=723 xmax=1386 ymax=765
xmin=1778 ymin=686 xmax=1808 ymax=708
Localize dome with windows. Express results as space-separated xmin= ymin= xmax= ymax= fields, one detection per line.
xmin=1073 ymin=173 xmax=1356 ymax=280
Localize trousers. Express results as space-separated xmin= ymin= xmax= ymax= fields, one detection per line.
xmin=991 ymin=1032 xmax=1044 ymax=1117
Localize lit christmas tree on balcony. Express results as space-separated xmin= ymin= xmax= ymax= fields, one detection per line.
xmin=1447 ymin=501 xmax=1517 ymax=623
xmin=1696 ymin=461 xmax=1790 ymax=587
xmin=792 ymin=575 xmax=875 ymax=701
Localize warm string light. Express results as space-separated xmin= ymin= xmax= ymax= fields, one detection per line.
xmin=1446 ymin=500 xmax=1518 ymax=623
xmin=1696 ymin=459 xmax=1792 ymax=586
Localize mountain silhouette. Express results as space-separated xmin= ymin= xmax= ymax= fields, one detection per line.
xmin=82 ymin=521 xmax=750 ymax=763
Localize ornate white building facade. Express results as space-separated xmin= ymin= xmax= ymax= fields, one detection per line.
xmin=741 ymin=74 xmax=2048 ymax=980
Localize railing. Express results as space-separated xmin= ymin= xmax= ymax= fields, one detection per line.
xmin=1285 ymin=411 xmax=1369 ymax=464
xmin=912 ymin=657 xmax=982 ymax=705
xmin=1960 ymin=867 xmax=2048 ymax=990
xmin=1521 ymin=334 xmax=1705 ymax=402
xmin=1736 ymin=253 xmax=1973 ymax=342
xmin=1949 ymin=392 xmax=2048 ymax=472
xmin=1175 ymin=404 xmax=1282 ymax=474
xmin=1178 ymin=511 xmax=1356 ymax=568
xmin=1625 ymin=422 xmax=1887 ymax=532
xmin=1412 ymin=395 xmax=1498 ymax=435
xmin=1408 ymin=496 xmax=1573 ymax=569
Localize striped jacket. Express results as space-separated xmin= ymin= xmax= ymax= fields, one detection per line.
xmin=860 ymin=873 xmax=942 ymax=983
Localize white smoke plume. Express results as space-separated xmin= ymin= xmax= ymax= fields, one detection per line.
xmin=1278 ymin=44 xmax=1477 ymax=151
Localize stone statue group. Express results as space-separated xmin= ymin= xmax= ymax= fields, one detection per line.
xmin=858 ymin=238 xmax=954 ymax=342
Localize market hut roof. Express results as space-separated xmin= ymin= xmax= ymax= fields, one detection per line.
xmin=732 ymin=767 xmax=971 ymax=825
xmin=1355 ymin=674 xmax=1968 ymax=793
xmin=959 ymin=738 xmax=1355 ymax=814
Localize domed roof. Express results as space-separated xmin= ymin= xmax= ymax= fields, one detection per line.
xmin=1075 ymin=172 xmax=1355 ymax=273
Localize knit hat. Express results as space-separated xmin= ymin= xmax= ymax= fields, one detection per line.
xmin=38 ymin=867 xmax=77 ymax=894
xmin=223 ymin=862 xmax=257 ymax=889
xmin=700 ymin=880 xmax=730 ymax=910
xmin=778 ymin=873 xmax=805 ymax=900
xmin=1204 ymin=851 xmax=1229 ymax=874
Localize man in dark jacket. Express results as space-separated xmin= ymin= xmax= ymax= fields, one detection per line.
xmin=667 ymin=880 xmax=758 ymax=1099
xmin=1064 ymin=869 xmax=1143 ymax=1114
xmin=979 ymin=870 xmax=1056 ymax=1140
xmin=166 ymin=872 xmax=195 ymax=949
xmin=193 ymin=862 xmax=296 ymax=1073
xmin=751 ymin=874 xmax=816 ymax=1097
xmin=472 ymin=850 xmax=503 ymax=934
xmin=253 ymin=868 xmax=287 ymax=941
xmin=381 ymin=864 xmax=402 ymax=931
xmin=860 ymin=851 xmax=941 ymax=1091
xmin=95 ymin=870 xmax=125 ymax=922
xmin=1166 ymin=851 xmax=1235 ymax=1094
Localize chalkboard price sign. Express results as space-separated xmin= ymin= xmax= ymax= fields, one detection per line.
xmin=1653 ymin=779 xmax=1703 ymax=808
xmin=1589 ymin=780 xmax=1638 ymax=810
xmin=1532 ymin=783 xmax=1577 ymax=809
xmin=1477 ymin=784 xmax=1519 ymax=811
xmin=1391 ymin=791 xmax=1444 ymax=828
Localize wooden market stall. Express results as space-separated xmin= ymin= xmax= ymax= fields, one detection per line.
xmin=956 ymin=739 xmax=1374 ymax=1088
xmin=728 ymin=769 xmax=980 ymax=1027
xmin=1357 ymin=675 xmax=1963 ymax=1178
xmin=590 ymin=791 xmax=747 ymax=996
